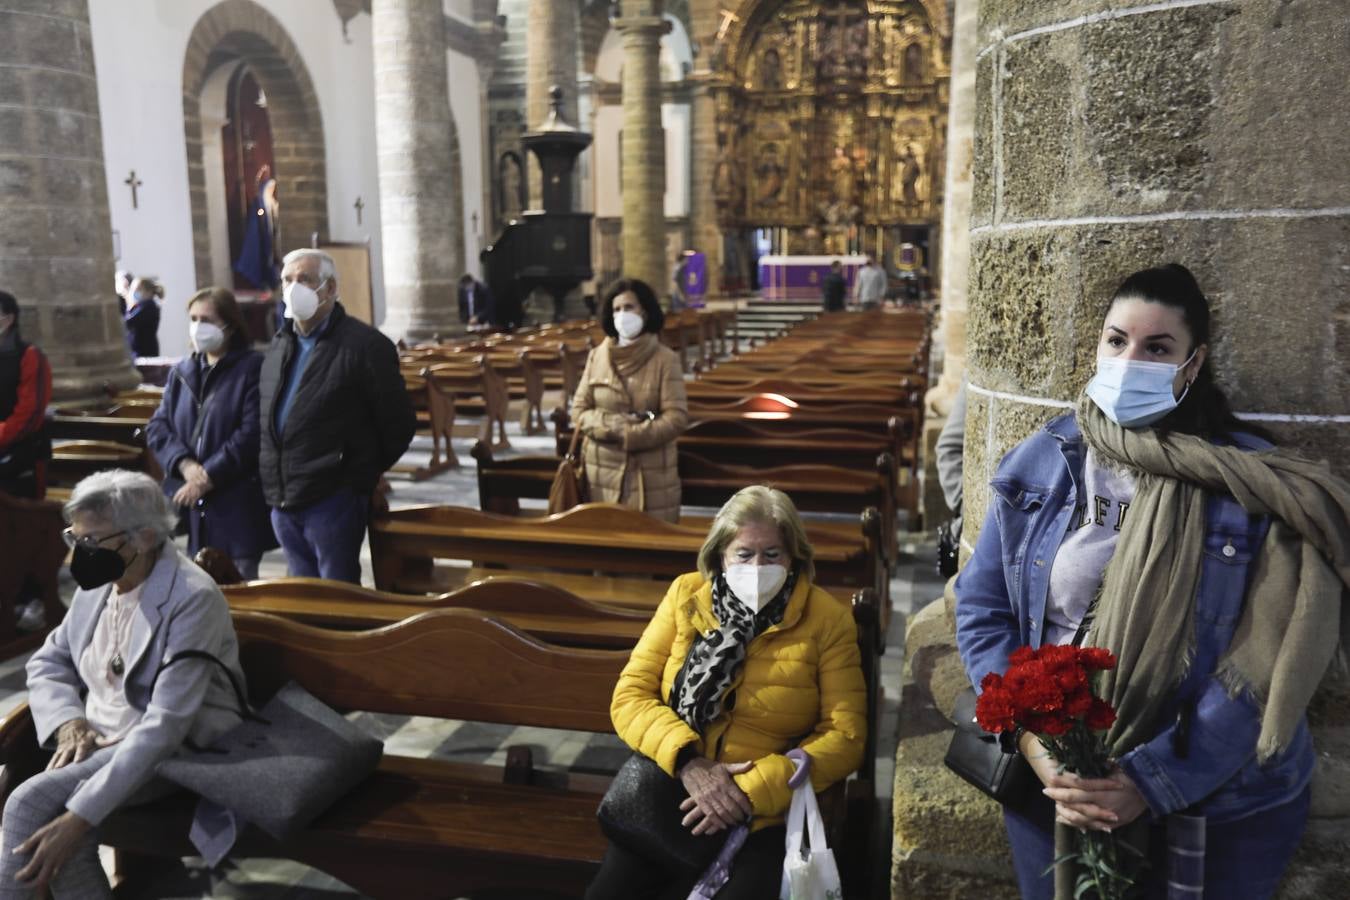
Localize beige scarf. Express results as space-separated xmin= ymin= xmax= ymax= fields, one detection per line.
xmin=1075 ymin=396 xmax=1350 ymax=761
xmin=606 ymin=332 xmax=660 ymax=379
xmin=1052 ymin=397 xmax=1350 ymax=900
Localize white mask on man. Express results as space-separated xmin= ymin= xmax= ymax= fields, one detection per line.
xmin=283 ymin=279 xmax=325 ymax=321
xmin=189 ymin=321 xmax=225 ymax=355
xmin=724 ymin=563 xmax=789 ymax=613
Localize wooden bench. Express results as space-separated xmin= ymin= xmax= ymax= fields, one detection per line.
xmin=0 ymin=491 xmax=66 ymax=659
xmin=422 ymin=359 xmax=510 ymax=452
xmin=220 ymin=576 xmax=651 ymax=649
xmin=0 ymin=609 xmax=629 ymax=898
xmin=470 ymin=441 xmax=899 ymax=564
xmin=47 ymin=440 xmax=147 ymax=494
xmin=368 ymin=502 xmax=888 ymax=620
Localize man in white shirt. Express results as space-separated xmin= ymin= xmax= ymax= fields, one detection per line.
xmin=853 ymin=256 xmax=888 ymax=309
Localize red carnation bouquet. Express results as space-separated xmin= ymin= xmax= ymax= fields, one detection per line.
xmin=976 ymin=644 xmax=1140 ymax=900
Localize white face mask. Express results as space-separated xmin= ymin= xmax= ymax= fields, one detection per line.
xmin=724 ymin=563 xmax=789 ymax=613
xmin=283 ymin=279 xmax=325 ymax=322
xmin=614 ymin=310 xmax=645 ymax=342
xmin=189 ymin=321 xmax=225 ymax=355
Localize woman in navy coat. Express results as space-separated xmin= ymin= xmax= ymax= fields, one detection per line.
xmin=123 ymin=277 xmax=162 ymax=358
xmin=145 ymin=287 xmax=276 ymax=578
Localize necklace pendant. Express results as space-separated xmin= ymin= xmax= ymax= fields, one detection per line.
xmin=110 ymin=654 xmax=124 ymax=676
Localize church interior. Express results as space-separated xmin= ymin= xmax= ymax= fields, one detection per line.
xmin=0 ymin=0 xmax=1347 ymax=898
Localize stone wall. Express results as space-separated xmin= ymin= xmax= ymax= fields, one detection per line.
xmin=964 ymin=1 xmax=1349 ymax=551
xmin=908 ymin=1 xmax=1350 ymax=896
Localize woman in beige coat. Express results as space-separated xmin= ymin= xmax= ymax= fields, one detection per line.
xmin=571 ymin=279 xmax=689 ymax=522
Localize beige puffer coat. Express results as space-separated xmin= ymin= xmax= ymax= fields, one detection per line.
xmin=570 ymin=334 xmax=688 ymax=522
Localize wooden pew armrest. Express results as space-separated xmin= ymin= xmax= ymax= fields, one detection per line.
xmin=0 ymin=702 xmax=43 ymax=805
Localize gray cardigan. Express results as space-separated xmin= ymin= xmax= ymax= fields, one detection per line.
xmin=25 ymin=543 xmax=244 ymax=826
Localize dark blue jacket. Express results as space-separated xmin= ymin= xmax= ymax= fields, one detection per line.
xmin=145 ymin=348 xmax=277 ymax=560
xmin=954 ymin=414 xmax=1313 ymax=824
xmin=124 ymin=300 xmax=160 ymax=358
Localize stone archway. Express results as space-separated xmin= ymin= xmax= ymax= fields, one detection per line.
xmin=181 ymin=0 xmax=329 ymax=289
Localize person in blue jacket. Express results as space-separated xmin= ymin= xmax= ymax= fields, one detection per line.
xmin=123 ymin=277 xmax=162 ymax=359
xmin=145 ymin=287 xmax=276 ymax=579
xmin=954 ymin=263 xmax=1350 ymax=899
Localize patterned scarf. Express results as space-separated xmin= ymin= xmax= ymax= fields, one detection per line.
xmin=670 ymin=569 xmax=797 ymax=733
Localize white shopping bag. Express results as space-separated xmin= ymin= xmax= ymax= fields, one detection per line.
xmin=779 ymin=772 xmax=843 ymax=900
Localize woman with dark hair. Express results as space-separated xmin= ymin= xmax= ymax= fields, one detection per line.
xmin=145 ymin=287 xmax=275 ymax=578
xmin=954 ymin=263 xmax=1350 ymax=898
xmin=570 ymin=278 xmax=687 ymax=521
xmin=0 ymin=291 xmax=52 ymax=499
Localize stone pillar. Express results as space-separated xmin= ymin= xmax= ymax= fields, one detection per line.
xmin=919 ymin=0 xmax=977 ymax=529
xmin=615 ymin=2 xmax=669 ymax=296
xmin=686 ymin=0 xmax=722 ymax=299
xmin=929 ymin=0 xmax=976 ymax=414
xmin=964 ymin=6 xmax=1350 ymax=889
xmin=524 ymin=0 xmax=579 ymax=210
xmin=964 ymin=0 xmax=1350 ymax=546
xmin=372 ymin=0 xmax=464 ymax=341
xmin=0 ymin=1 xmax=138 ymax=402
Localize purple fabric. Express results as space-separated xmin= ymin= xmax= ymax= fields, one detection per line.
xmin=684 ymin=253 xmax=708 ymax=298
xmin=687 ymin=824 xmax=749 ymax=900
xmin=756 ymin=258 xmax=863 ymax=301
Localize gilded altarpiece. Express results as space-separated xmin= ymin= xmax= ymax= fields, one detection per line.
xmin=710 ymin=0 xmax=948 ymax=264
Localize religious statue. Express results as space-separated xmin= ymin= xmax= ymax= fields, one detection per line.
xmin=904 ymin=42 xmax=925 ymax=83
xmin=498 ymin=152 xmax=523 ymax=222
xmin=817 ymin=198 xmax=859 ymax=256
xmin=828 ymin=145 xmax=855 ymax=206
xmin=755 ymin=143 xmax=786 ymax=205
xmin=846 ymin=17 xmax=869 ymax=78
xmin=894 ymin=142 xmax=923 ymax=206
xmin=759 ymin=47 xmax=782 ymax=90
xmin=712 ymin=127 xmax=741 ymax=212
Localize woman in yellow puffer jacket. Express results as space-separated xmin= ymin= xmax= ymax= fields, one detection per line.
xmin=585 ymin=485 xmax=867 ymax=899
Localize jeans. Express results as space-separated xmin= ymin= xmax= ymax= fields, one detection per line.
xmin=1004 ymin=786 xmax=1310 ymax=899
xmin=269 ymin=488 xmax=368 ymax=584
xmin=585 ymin=825 xmax=786 ymax=900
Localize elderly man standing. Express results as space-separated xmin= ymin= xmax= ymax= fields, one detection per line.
xmin=259 ymin=249 xmax=416 ymax=583
xmin=853 ymin=255 xmax=888 ymax=310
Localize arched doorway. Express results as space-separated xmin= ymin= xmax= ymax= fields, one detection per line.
xmin=181 ymin=0 xmax=329 ymax=291
xmin=221 ymin=66 xmax=277 ymax=291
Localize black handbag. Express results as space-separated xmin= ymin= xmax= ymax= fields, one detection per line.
xmin=943 ymin=687 xmax=1040 ymax=810
xmin=936 ymin=520 xmax=959 ymax=578
xmin=153 ymin=650 xmax=384 ymax=842
xmin=596 ymin=752 xmax=727 ymax=874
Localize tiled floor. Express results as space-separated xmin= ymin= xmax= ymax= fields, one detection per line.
xmin=4 ymin=403 xmax=944 ymax=898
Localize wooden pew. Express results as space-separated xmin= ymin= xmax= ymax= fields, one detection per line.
xmin=471 ymin=442 xmax=899 ymax=563
xmin=423 ymin=358 xmax=510 ymax=451
xmin=47 ymin=440 xmax=145 ymax=493
xmin=48 ymin=407 xmax=163 ymax=482
xmin=221 ymin=576 xmax=650 ymax=649
xmin=0 ymin=610 xmax=627 ymax=898
xmin=0 ymin=491 xmax=66 ymax=659
xmin=0 ymin=595 xmax=882 ymax=898
xmin=368 ymin=502 xmax=887 ymax=618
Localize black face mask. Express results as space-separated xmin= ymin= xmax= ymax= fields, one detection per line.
xmin=69 ymin=542 xmax=130 ymax=591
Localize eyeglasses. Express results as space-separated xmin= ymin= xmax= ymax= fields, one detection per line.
xmin=62 ymin=528 xmax=127 ymax=553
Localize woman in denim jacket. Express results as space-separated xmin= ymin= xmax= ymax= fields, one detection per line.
xmin=954 ymin=264 xmax=1350 ymax=899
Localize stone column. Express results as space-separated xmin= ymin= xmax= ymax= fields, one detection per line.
xmin=615 ymin=2 xmax=669 ymax=296
xmin=919 ymin=0 xmax=977 ymax=528
xmin=372 ymin=0 xmax=463 ymax=341
xmin=964 ymin=1 xmax=1350 ymax=549
xmin=686 ymin=0 xmax=722 ymax=299
xmin=929 ymin=0 xmax=976 ymax=414
xmin=0 ymin=1 xmax=138 ymax=401
xmin=524 ymin=0 xmax=579 ymax=210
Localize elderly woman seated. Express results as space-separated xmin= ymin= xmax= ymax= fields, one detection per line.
xmin=1 ymin=470 xmax=244 ymax=898
xmin=586 ymin=485 xmax=867 ymax=899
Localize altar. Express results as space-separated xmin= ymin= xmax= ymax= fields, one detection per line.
xmin=756 ymin=254 xmax=867 ymax=302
